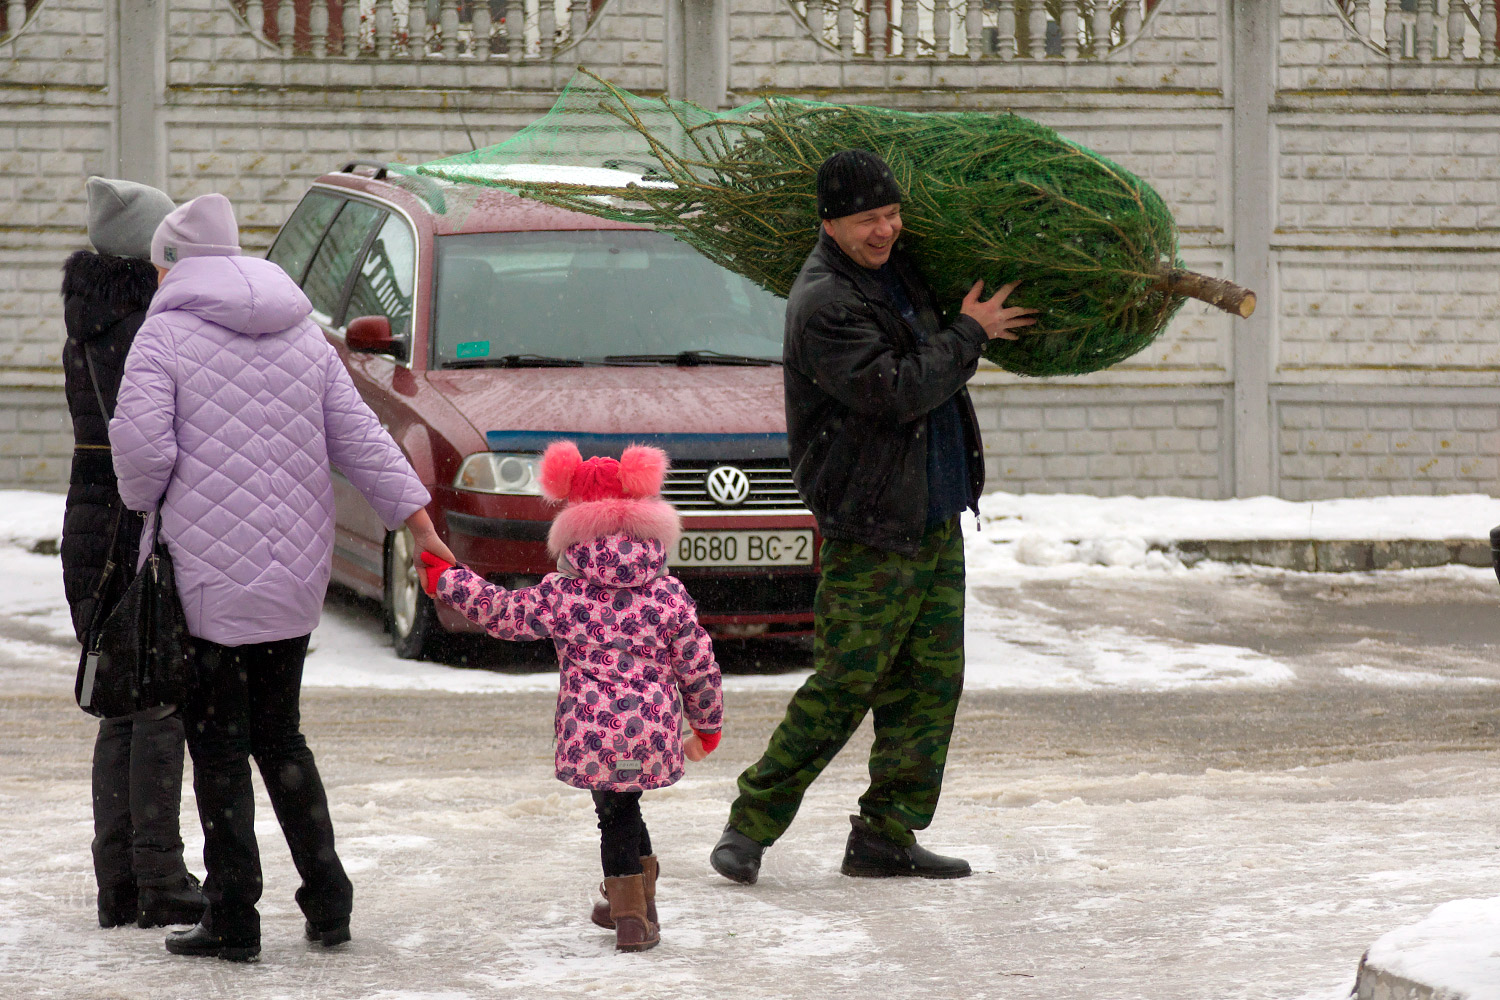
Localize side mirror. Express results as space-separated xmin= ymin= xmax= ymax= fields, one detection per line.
xmin=346 ymin=315 xmax=405 ymax=361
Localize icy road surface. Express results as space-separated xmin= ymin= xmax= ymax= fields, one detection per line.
xmin=2 ymin=491 xmax=1500 ymax=999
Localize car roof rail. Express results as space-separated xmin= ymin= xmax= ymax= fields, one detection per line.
xmin=337 ymin=160 xmax=454 ymax=215
xmin=340 ymin=160 xmax=393 ymax=179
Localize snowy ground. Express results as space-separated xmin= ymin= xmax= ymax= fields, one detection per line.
xmin=3 ymin=490 xmax=1500 ymax=999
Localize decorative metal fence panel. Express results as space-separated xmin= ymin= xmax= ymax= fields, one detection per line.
xmin=1334 ymin=0 xmax=1498 ymax=62
xmin=229 ymin=0 xmax=606 ymax=60
xmin=0 ymin=0 xmax=43 ymax=42
xmin=786 ymin=0 xmax=1162 ymax=60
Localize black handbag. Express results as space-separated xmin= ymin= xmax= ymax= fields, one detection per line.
xmin=76 ymin=498 xmax=191 ymax=718
xmin=73 ymin=342 xmax=191 ymax=718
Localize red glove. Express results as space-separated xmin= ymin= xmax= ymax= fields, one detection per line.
xmin=418 ymin=551 xmax=453 ymax=596
xmin=693 ymin=729 xmax=721 ymax=754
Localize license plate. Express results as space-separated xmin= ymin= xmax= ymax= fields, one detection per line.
xmin=671 ymin=530 xmax=815 ymax=568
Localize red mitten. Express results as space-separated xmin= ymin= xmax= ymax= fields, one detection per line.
xmin=693 ymin=729 xmax=721 ymax=755
xmin=418 ymin=551 xmax=453 ymax=596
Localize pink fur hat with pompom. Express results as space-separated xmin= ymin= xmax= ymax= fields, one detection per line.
xmin=538 ymin=441 xmax=680 ymax=556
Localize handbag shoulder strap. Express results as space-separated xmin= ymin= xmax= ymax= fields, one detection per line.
xmin=79 ymin=341 xmax=127 ymax=638
xmin=81 ymin=341 xmax=114 ymax=425
xmin=82 ymin=503 xmax=131 ymax=638
xmin=82 ymin=340 xmax=168 ymax=554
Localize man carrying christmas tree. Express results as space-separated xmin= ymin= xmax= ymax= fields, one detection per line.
xmin=711 ymin=150 xmax=1038 ymax=884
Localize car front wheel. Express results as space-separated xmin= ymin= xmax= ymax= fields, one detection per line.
xmin=384 ymin=526 xmax=439 ymax=660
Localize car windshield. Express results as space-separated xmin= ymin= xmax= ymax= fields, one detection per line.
xmin=432 ymin=230 xmax=786 ymax=367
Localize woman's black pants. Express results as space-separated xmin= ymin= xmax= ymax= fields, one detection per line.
xmin=184 ymin=634 xmax=351 ymax=941
xmin=592 ymin=790 xmax=653 ymax=878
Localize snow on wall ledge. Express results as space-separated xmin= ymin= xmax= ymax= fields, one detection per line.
xmin=1355 ymin=896 xmax=1500 ymax=1000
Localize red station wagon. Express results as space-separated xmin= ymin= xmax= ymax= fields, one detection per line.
xmin=265 ymin=163 xmax=819 ymax=659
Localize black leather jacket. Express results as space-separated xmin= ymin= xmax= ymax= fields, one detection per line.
xmin=783 ymin=231 xmax=988 ymax=556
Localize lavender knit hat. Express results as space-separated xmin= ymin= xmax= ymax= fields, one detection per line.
xmin=150 ymin=192 xmax=241 ymax=269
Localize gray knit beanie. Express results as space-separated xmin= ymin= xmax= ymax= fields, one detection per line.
xmin=151 ymin=193 xmax=241 ymax=270
xmin=86 ymin=176 xmax=175 ymax=260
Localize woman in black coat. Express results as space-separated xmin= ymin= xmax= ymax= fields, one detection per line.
xmin=62 ymin=177 xmax=204 ymax=929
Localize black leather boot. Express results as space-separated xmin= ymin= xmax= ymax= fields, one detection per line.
xmin=304 ymin=918 xmax=352 ymax=947
xmin=709 ymin=824 xmax=766 ymax=885
xmin=137 ymin=873 xmax=207 ymax=928
xmin=840 ymin=815 xmax=971 ymax=879
xmin=97 ymin=885 xmax=138 ymax=928
xmin=164 ymin=922 xmax=260 ymax=962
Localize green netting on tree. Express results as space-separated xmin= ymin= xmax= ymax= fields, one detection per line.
xmin=403 ymin=69 xmax=1253 ymax=377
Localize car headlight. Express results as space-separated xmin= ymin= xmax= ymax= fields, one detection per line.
xmin=454 ymin=452 xmax=542 ymax=495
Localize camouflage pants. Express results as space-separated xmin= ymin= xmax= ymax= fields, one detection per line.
xmin=727 ymin=517 xmax=965 ymax=848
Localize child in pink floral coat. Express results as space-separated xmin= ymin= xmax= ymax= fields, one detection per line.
xmin=419 ymin=440 xmax=722 ymax=953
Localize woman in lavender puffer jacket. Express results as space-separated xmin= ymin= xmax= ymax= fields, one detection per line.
xmin=109 ymin=193 xmax=454 ymax=963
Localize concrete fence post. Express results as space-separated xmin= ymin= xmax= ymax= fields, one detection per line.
xmin=667 ymin=0 xmax=728 ymax=108
xmin=113 ymin=0 xmax=166 ymax=191
xmin=1229 ymin=0 xmax=1274 ymax=497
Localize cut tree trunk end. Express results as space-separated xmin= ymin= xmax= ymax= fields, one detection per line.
xmin=1153 ymin=269 xmax=1257 ymax=318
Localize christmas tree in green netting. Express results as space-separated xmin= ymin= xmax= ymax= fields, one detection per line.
xmin=403 ymin=70 xmax=1254 ymax=378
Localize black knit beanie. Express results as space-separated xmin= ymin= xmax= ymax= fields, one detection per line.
xmin=816 ymin=149 xmax=904 ymax=220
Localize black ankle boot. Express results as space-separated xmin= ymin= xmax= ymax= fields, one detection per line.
xmin=137 ymin=873 xmax=207 ymax=928
xmin=840 ymin=815 xmax=972 ymax=879
xmin=304 ymin=919 xmax=351 ymax=947
xmin=98 ymin=885 xmax=138 ymax=928
xmin=164 ymin=923 xmax=260 ymax=962
xmin=710 ymin=824 xmax=766 ymax=885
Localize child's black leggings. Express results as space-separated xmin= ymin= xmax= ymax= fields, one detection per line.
xmin=592 ymin=790 xmax=653 ymax=877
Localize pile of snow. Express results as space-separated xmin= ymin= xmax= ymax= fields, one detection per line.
xmin=7 ymin=489 xmax=1499 ymax=696
xmin=0 ymin=490 xmax=67 ymax=551
xmin=14 ymin=490 xmax=1495 ymax=571
xmin=968 ymin=491 xmax=1500 ymax=573
xmin=1362 ymin=896 xmax=1500 ymax=1000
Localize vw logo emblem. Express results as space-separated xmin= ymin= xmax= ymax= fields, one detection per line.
xmin=705 ymin=465 xmax=751 ymax=506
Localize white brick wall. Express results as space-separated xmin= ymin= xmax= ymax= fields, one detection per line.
xmin=1278 ymin=122 xmax=1500 ymax=237
xmin=163 ymin=112 xmax=527 ymax=251
xmin=0 ymin=388 xmax=71 ymax=486
xmin=1278 ymin=255 xmax=1500 ymax=375
xmin=0 ymin=0 xmax=112 ymax=392
xmin=1025 ymin=118 xmax=1229 ymax=237
xmin=4 ymin=0 xmax=1500 ymax=504
xmin=1266 ymin=0 xmax=1500 ymax=501
xmin=1279 ymin=0 xmax=1500 ymax=92
xmin=1 ymin=0 xmax=109 ymax=87
xmin=975 ymin=387 xmax=1229 ymax=498
xmin=1278 ymin=397 xmax=1500 ymax=500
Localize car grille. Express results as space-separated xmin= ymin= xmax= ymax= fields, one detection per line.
xmin=663 ymin=460 xmax=808 ymax=514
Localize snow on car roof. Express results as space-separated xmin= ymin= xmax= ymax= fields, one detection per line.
xmin=415 ymin=161 xmax=677 ymax=192
xmin=416 ymin=163 xmax=675 ymax=216
xmin=327 ymin=165 xmax=655 ymax=234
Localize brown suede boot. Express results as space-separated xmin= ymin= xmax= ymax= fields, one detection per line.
xmin=591 ymin=855 xmax=657 ymax=930
xmin=602 ymin=873 xmax=659 ymax=952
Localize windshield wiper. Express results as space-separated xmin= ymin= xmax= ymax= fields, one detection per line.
xmin=602 ymin=350 xmax=781 ymax=367
xmin=443 ymin=354 xmax=590 ymax=369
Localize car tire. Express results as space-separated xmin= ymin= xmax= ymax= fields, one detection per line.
xmin=384 ymin=526 xmax=440 ymax=660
